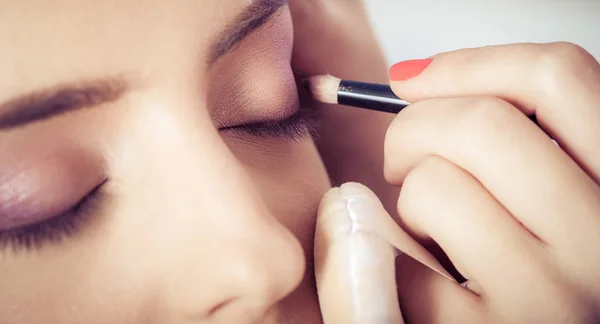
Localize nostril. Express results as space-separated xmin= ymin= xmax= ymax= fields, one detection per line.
xmin=207 ymin=297 xmax=238 ymax=317
xmin=205 ymin=298 xmax=268 ymax=323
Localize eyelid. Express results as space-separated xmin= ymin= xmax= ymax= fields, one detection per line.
xmin=209 ymin=70 xmax=300 ymax=129
xmin=0 ymin=151 xmax=105 ymax=230
xmin=214 ymin=93 xmax=301 ymax=130
xmin=216 ymin=78 xmax=306 ymax=131
xmin=0 ymin=182 xmax=105 ymax=252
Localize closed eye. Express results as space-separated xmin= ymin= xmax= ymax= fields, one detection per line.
xmin=218 ymin=105 xmax=320 ymax=141
xmin=0 ymin=181 xmax=106 ymax=252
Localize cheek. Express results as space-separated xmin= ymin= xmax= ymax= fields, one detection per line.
xmin=0 ymin=196 xmax=157 ymax=324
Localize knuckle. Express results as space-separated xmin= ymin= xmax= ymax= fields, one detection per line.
xmin=384 ymin=105 xmax=415 ymax=146
xmin=537 ymin=42 xmax=599 ymax=90
xmin=544 ymin=42 xmax=595 ymax=67
xmin=397 ymin=156 xmax=465 ymax=231
xmin=383 ymin=111 xmax=414 ymax=182
xmin=382 ymin=133 xmax=397 ymax=182
xmin=456 ymin=97 xmax=519 ymax=139
xmin=397 ymin=156 xmax=448 ymax=214
xmin=382 ymin=164 xmax=395 ymax=184
xmin=384 ymin=114 xmax=402 ymax=156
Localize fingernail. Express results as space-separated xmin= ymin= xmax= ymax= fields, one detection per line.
xmin=389 ymin=59 xmax=433 ymax=81
xmin=339 ymin=182 xmax=380 ymax=234
xmin=316 ymin=183 xmax=376 ymax=238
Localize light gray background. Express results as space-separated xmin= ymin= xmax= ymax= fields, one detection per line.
xmin=364 ymin=1 xmax=600 ymax=64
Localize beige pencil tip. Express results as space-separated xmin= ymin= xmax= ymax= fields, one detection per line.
xmin=303 ymin=75 xmax=341 ymax=104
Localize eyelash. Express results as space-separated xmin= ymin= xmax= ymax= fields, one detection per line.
xmin=0 ymin=182 xmax=105 ymax=252
xmin=220 ymin=106 xmax=321 ymax=141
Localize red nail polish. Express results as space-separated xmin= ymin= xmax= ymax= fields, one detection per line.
xmin=389 ymin=59 xmax=433 ymax=81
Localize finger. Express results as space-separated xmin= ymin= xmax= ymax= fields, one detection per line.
xmin=314 ymin=184 xmax=403 ymax=323
xmin=397 ymin=156 xmax=590 ymax=323
xmin=314 ymin=182 xmax=477 ymax=323
xmin=384 ymin=96 xmax=600 ymax=264
xmin=398 ymin=256 xmax=590 ymax=324
xmin=341 ymin=182 xmax=453 ymax=281
xmin=389 ymin=42 xmax=600 ymax=184
xmin=396 ymin=155 xmax=558 ymax=306
xmin=395 ymin=254 xmax=486 ymax=324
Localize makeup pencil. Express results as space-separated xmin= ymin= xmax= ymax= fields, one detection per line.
xmin=303 ymin=74 xmax=540 ymax=125
xmin=303 ymin=75 xmax=410 ymax=114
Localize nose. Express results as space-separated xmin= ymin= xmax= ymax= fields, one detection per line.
xmin=202 ymin=214 xmax=306 ymax=323
xmin=172 ymin=188 xmax=306 ymax=323
xmin=133 ymin=108 xmax=306 ymax=322
xmin=166 ymin=175 xmax=305 ymax=322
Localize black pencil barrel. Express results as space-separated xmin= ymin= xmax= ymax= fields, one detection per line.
xmin=337 ymin=80 xmax=409 ymax=114
xmin=335 ymin=79 xmax=539 ymax=128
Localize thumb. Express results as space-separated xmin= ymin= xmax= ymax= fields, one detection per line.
xmin=315 ymin=182 xmax=403 ymax=323
xmin=314 ymin=182 xmax=451 ymax=323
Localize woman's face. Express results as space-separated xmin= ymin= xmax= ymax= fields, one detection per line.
xmin=0 ymin=0 xmax=331 ymax=323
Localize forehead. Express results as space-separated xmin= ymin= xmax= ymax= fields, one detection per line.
xmin=0 ymin=0 xmax=249 ymax=97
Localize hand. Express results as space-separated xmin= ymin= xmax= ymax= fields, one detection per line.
xmin=385 ymin=43 xmax=600 ymax=323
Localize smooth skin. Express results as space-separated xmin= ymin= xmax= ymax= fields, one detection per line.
xmin=0 ymin=0 xmax=317 ymax=322
xmin=0 ymin=0 xmax=396 ymax=323
xmin=383 ymin=43 xmax=600 ymax=323
xmin=2 ymin=0 xmax=599 ymax=322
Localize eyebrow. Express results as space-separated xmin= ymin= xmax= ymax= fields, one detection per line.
xmin=207 ymin=0 xmax=288 ymax=67
xmin=0 ymin=1 xmax=286 ymax=130
xmin=0 ymin=78 xmax=128 ymax=130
